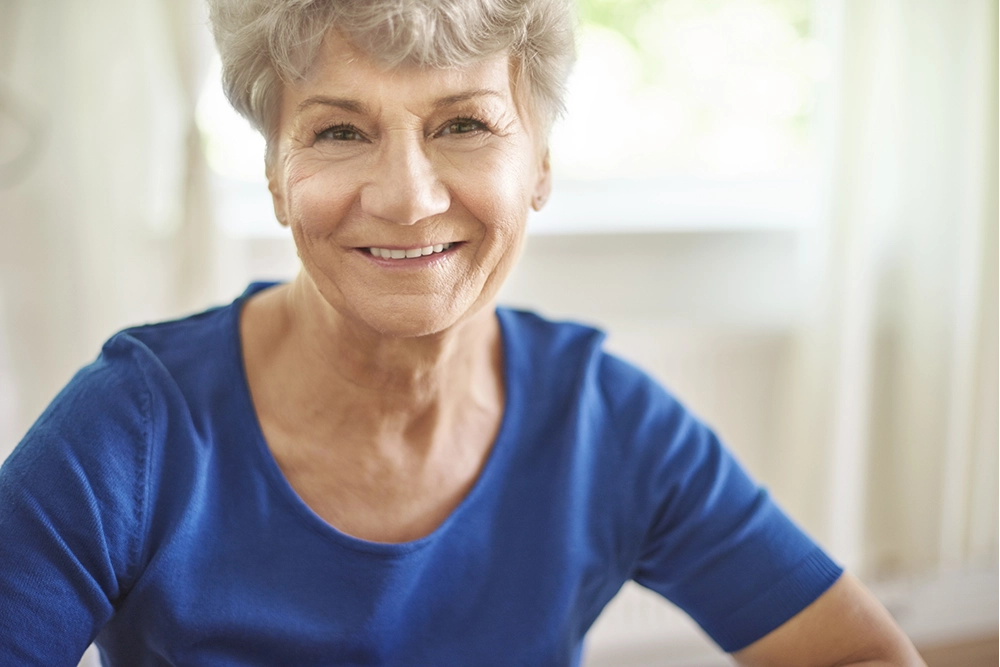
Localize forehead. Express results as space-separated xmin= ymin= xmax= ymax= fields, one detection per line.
xmin=286 ymin=31 xmax=516 ymax=112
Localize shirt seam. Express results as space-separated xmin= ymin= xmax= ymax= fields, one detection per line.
xmin=593 ymin=354 xmax=646 ymax=584
xmin=118 ymin=334 xmax=155 ymax=594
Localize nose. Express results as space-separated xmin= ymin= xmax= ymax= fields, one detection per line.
xmin=360 ymin=135 xmax=450 ymax=225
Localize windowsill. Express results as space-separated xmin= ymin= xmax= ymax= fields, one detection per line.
xmin=529 ymin=177 xmax=817 ymax=235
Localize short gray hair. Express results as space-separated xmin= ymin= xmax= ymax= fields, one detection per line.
xmin=207 ymin=0 xmax=576 ymax=166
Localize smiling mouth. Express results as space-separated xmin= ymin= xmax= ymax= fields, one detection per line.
xmin=366 ymin=243 xmax=455 ymax=260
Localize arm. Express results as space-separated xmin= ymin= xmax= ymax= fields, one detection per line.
xmin=0 ymin=337 xmax=151 ymax=665
xmin=732 ymin=573 xmax=926 ymax=667
xmin=599 ymin=353 xmax=915 ymax=661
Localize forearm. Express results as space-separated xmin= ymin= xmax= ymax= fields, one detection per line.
xmin=837 ymin=659 xmax=924 ymax=667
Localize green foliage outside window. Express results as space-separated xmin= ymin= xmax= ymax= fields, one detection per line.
xmin=554 ymin=0 xmax=825 ymax=180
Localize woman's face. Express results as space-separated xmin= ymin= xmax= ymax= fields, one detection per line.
xmin=268 ymin=33 xmax=551 ymax=338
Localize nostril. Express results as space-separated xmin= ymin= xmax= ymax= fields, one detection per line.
xmin=360 ymin=183 xmax=450 ymax=225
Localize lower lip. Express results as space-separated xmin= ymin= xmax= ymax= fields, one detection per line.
xmin=357 ymin=244 xmax=461 ymax=268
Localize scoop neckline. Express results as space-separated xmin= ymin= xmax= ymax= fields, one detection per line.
xmin=229 ymin=282 xmax=520 ymax=557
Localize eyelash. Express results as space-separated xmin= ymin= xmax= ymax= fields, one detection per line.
xmin=315 ymin=123 xmax=365 ymax=142
xmin=314 ymin=116 xmax=492 ymax=143
xmin=437 ymin=116 xmax=490 ymax=137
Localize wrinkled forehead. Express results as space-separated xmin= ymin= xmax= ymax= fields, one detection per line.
xmin=291 ymin=32 xmax=516 ymax=109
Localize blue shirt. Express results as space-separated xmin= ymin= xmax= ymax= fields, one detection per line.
xmin=0 ymin=283 xmax=841 ymax=666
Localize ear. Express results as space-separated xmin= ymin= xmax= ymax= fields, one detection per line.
xmin=531 ymin=149 xmax=552 ymax=212
xmin=266 ymin=165 xmax=288 ymax=227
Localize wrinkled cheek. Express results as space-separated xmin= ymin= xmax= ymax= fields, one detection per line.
xmin=481 ymin=193 xmax=532 ymax=288
xmin=474 ymin=160 xmax=533 ymax=231
xmin=286 ymin=178 xmax=353 ymax=241
xmin=477 ymin=214 xmax=528 ymax=298
xmin=498 ymin=225 xmax=528 ymax=279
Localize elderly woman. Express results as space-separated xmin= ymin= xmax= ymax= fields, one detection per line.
xmin=0 ymin=1 xmax=923 ymax=665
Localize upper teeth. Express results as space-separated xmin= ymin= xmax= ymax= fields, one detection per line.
xmin=369 ymin=243 xmax=453 ymax=259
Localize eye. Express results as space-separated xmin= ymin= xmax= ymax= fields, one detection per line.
xmin=316 ymin=124 xmax=366 ymax=142
xmin=438 ymin=117 xmax=488 ymax=137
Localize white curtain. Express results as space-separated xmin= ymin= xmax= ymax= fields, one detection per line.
xmin=0 ymin=0 xmax=218 ymax=456
xmin=775 ymin=0 xmax=998 ymax=577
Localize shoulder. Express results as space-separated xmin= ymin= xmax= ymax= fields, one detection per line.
xmin=35 ymin=288 xmax=241 ymax=437
xmin=499 ymin=306 xmax=688 ymax=434
xmin=14 ymin=331 xmax=157 ymax=472
xmin=119 ymin=299 xmax=237 ymax=379
xmin=1 ymin=290 xmax=253 ymax=586
xmin=3 ymin=296 xmax=238 ymax=510
xmin=6 ymin=287 xmax=250 ymax=512
xmin=496 ymin=308 xmax=705 ymax=523
xmin=106 ymin=286 xmax=262 ymax=424
xmin=496 ymin=307 xmax=607 ymax=367
xmin=496 ymin=307 xmax=656 ymax=391
xmin=0 ymin=332 xmax=159 ymax=598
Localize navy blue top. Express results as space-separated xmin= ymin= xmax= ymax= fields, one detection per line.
xmin=0 ymin=283 xmax=841 ymax=666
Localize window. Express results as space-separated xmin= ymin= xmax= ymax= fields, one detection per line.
xmin=538 ymin=0 xmax=831 ymax=233
xmin=196 ymin=0 xmax=832 ymax=238
xmin=195 ymin=57 xmax=275 ymax=238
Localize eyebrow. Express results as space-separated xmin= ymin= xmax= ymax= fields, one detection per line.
xmin=295 ymin=89 xmax=506 ymax=116
xmin=295 ymin=96 xmax=370 ymax=116
xmin=433 ymin=89 xmax=506 ymax=109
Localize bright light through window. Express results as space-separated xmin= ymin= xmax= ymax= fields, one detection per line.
xmin=196 ymin=57 xmax=267 ymax=183
xmin=554 ymin=0 xmax=831 ymax=180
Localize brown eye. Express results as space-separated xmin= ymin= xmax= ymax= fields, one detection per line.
xmin=439 ymin=118 xmax=486 ymax=136
xmin=317 ymin=124 xmax=365 ymax=142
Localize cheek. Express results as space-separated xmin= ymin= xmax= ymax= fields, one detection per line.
xmin=285 ymin=165 xmax=357 ymax=238
xmin=451 ymin=150 xmax=534 ymax=236
xmin=482 ymin=166 xmax=533 ymax=260
xmin=450 ymin=153 xmax=533 ymax=293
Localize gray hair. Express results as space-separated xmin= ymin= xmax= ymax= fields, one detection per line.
xmin=207 ymin=0 xmax=576 ymax=166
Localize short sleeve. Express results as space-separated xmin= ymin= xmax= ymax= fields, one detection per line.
xmin=0 ymin=334 xmax=152 ymax=666
xmin=599 ymin=353 xmax=843 ymax=652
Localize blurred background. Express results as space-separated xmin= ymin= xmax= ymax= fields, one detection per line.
xmin=0 ymin=0 xmax=996 ymax=664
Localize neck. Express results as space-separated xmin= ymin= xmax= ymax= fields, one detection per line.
xmin=246 ymin=275 xmax=503 ymax=451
